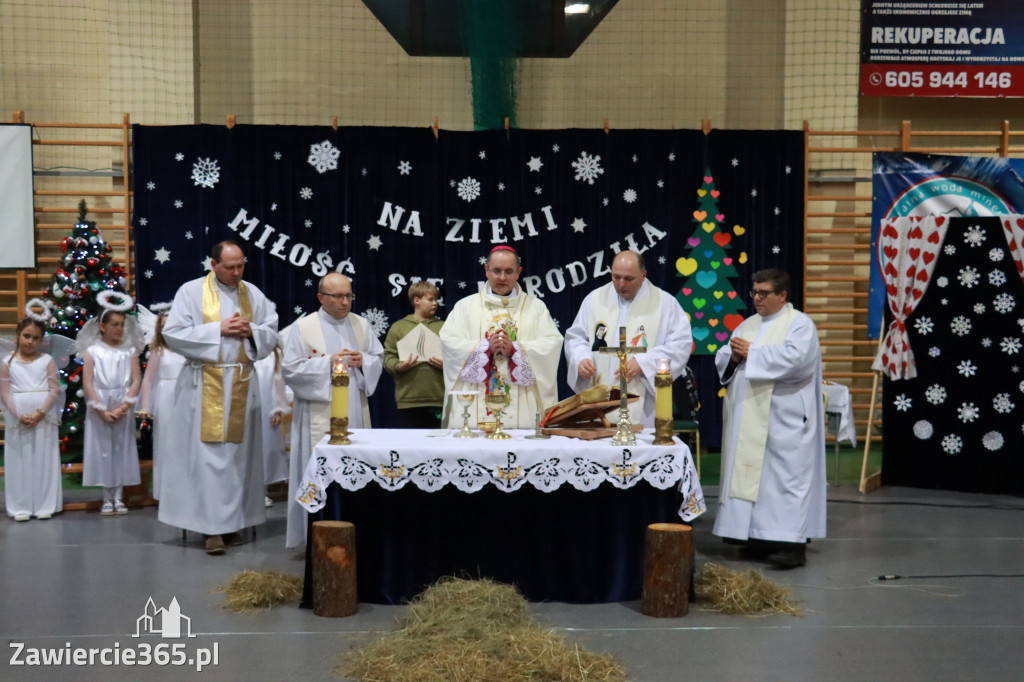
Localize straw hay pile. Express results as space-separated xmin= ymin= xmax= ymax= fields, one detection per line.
xmin=215 ymin=569 xmax=304 ymax=613
xmin=339 ymin=577 xmax=626 ymax=682
xmin=695 ymin=562 xmax=803 ymax=616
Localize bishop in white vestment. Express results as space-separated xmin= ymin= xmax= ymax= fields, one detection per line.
xmin=281 ymin=273 xmax=383 ymax=548
xmin=564 ymin=251 xmax=693 ymax=427
xmin=159 ymin=242 xmax=279 ymax=551
xmin=713 ymin=270 xmax=826 ymax=567
xmin=440 ymin=246 xmax=563 ymax=429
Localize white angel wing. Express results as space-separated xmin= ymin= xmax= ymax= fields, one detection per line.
xmin=75 ymin=319 xmax=102 ymax=355
xmin=41 ymin=334 xmax=77 ymax=367
xmin=0 ymin=337 xmax=15 ymax=359
xmin=137 ymin=303 xmax=158 ymax=345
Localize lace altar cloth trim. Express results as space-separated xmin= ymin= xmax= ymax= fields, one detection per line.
xmin=297 ymin=429 xmax=706 ymax=521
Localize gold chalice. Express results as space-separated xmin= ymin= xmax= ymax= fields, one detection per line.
xmin=484 ymin=392 xmax=512 ymax=440
xmin=451 ymin=390 xmax=479 ymax=439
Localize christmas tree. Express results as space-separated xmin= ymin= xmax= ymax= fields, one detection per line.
xmin=675 ymin=171 xmax=747 ymax=355
xmin=41 ymin=200 xmax=131 ymax=454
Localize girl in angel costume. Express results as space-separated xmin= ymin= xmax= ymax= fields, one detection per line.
xmin=78 ymin=291 xmax=143 ymax=515
xmin=137 ymin=303 xmax=185 ymax=501
xmin=0 ymin=305 xmax=72 ymax=520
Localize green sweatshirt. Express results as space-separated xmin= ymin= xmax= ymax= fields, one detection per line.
xmin=383 ymin=314 xmax=446 ymax=409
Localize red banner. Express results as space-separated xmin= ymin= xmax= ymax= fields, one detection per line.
xmin=861 ymin=64 xmax=1024 ymax=98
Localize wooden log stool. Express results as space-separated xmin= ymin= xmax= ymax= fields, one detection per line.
xmin=641 ymin=522 xmax=694 ymax=617
xmin=311 ymin=520 xmax=358 ymax=617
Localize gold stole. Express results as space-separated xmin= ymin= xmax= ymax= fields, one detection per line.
xmin=728 ymin=303 xmax=796 ymax=502
xmin=201 ymin=272 xmax=253 ymax=443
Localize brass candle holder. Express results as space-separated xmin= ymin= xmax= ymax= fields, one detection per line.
xmin=484 ymin=392 xmax=512 ymax=440
xmin=652 ymin=369 xmax=675 ymax=445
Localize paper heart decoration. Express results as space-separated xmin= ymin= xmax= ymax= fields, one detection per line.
xmin=693 ymin=298 xmax=707 ymax=309
xmin=687 ymin=237 xmax=701 ymax=247
xmin=715 ymin=214 xmax=724 ymax=222
xmin=693 ymin=210 xmax=708 ymax=221
xmin=739 ymin=251 xmax=748 ymax=264
xmin=714 ymin=233 xmax=732 ymax=247
xmin=723 ymin=313 xmax=744 ymax=331
xmin=676 ymin=257 xmax=699 ymax=276
xmin=715 ymin=331 xmax=729 ymax=342
xmin=704 ymin=175 xmax=713 ymax=184
xmin=723 ymin=258 xmax=733 ymax=265
xmin=692 ymin=327 xmax=710 ymax=340
xmin=708 ymin=318 xmax=719 ymax=327
xmin=702 ymin=221 xmax=716 ymax=233
xmin=713 ymin=305 xmax=723 ymax=312
xmin=727 ymin=291 xmax=737 ymax=299
xmin=697 ymin=189 xmax=707 ymax=197
xmin=711 ymin=261 xmax=721 ymax=270
xmin=696 ymin=270 xmax=718 ymax=289
xmin=704 ymin=250 xmax=713 ymax=258
xmin=694 ymin=312 xmax=704 ymax=319
xmin=710 ymin=190 xmax=720 ymax=198
xmin=707 ymin=344 xmax=718 ymax=352
xmin=713 ymin=291 xmax=724 ymax=299
xmin=733 ymin=225 xmax=746 ymax=236
xmin=682 ymin=287 xmax=692 ymax=295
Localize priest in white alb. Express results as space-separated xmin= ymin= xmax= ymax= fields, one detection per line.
xmin=280 ymin=272 xmax=383 ymax=548
xmin=713 ymin=268 xmax=826 ymax=568
xmin=564 ymin=250 xmax=693 ymax=427
xmin=159 ymin=241 xmax=279 ymax=555
xmin=441 ymin=245 xmax=562 ymax=429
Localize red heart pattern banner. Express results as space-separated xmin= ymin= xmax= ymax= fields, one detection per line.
xmin=872 ymin=215 xmax=947 ymax=380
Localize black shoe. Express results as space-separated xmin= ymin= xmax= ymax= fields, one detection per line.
xmin=738 ymin=540 xmax=777 ymax=561
xmin=766 ymin=544 xmax=806 ymax=569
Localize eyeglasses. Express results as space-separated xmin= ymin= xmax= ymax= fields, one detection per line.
xmin=749 ymin=289 xmax=776 ymax=300
xmin=321 ymin=292 xmax=354 ymax=301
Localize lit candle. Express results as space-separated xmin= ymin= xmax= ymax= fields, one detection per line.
xmin=655 ymin=358 xmax=672 ymax=423
xmin=332 ymin=359 xmax=348 ymax=420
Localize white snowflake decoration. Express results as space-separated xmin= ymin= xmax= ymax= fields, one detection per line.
xmin=912 ymin=420 xmax=933 ymax=440
xmin=146 ymin=181 xmax=155 ymax=190
xmin=973 ymin=303 xmax=986 ymax=315
xmin=293 ymin=306 xmax=303 ymax=315
xmin=304 ymin=219 xmax=312 ymax=228
xmin=993 ymin=393 xmax=1015 ymax=414
xmin=191 ymin=157 xmax=220 ymax=188
xmin=772 ymin=245 xmax=781 ymax=254
xmin=1019 ymin=379 xmax=1024 ymax=393
xmin=957 ymin=265 xmax=980 ymax=288
xmin=623 ymin=188 xmax=637 ymax=203
xmin=478 ymin=151 xmax=486 ymax=159
xmin=982 ymin=337 xmax=993 ymax=348
xmin=982 ymin=431 xmax=1004 ymax=451
xmin=941 ymin=434 xmax=963 ymax=454
xmin=602 ymin=198 xmax=609 ymax=207
xmin=458 ymin=281 xmax=467 ymax=289
xmin=913 ymin=317 xmax=934 ymax=335
xmin=989 ymin=247 xmax=1005 ymax=262
xmin=362 ymin=308 xmax=389 ymax=337
xmin=993 ymin=292 xmax=1016 ymax=314
xmin=271 ymin=202 xmax=277 ymax=211
xmin=174 ymin=153 xmax=184 ymax=161
xmin=457 ymin=177 xmax=481 ymax=202
xmin=143 ymin=270 xmax=153 ymax=279
xmin=304 ymin=278 xmax=313 ymax=287
xmin=658 ymin=256 xmax=666 ymax=264
xmin=1001 ymin=337 xmax=1022 ymax=355
xmin=944 ymin=244 xmax=957 ymax=256
xmin=398 ymin=160 xmax=412 ymax=175
xmin=497 ymin=182 xmax=505 ymax=191
xmin=273 ymin=151 xmax=282 ymax=160
xmin=893 ymin=394 xmax=912 ymax=412
xmin=989 ymin=269 xmax=1007 ymax=287
xmin=184 ymin=231 xmax=193 ymax=240
xmin=174 ymin=200 xmax=183 ymax=209
xmin=138 ymin=217 xmax=148 ymax=226
xmin=657 ymin=179 xmax=664 ymax=188
xmin=751 ymin=188 xmax=758 ymax=197
xmin=950 ymin=316 xmax=972 ymax=336
xmin=571 ymin=151 xmax=604 ymax=185
xmin=936 ymin=276 xmax=949 ymax=288
xmin=668 ymin=152 xmax=676 ymax=161
xmin=307 ymin=140 xmax=340 ymax=174
xmin=299 ymin=187 xmax=313 ymax=200
xmin=957 ymin=402 xmax=979 ymax=423
xmin=534 ymin=186 xmax=543 ymax=195
xmin=928 ymin=346 xmax=941 ymax=357
xmin=925 ymin=384 xmax=947 ymax=404
xmin=956 ymin=360 xmax=977 ymax=377
xmin=963 ymin=224 xmax=986 ymax=247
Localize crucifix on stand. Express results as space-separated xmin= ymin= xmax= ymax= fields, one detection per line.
xmin=599 ymin=326 xmax=646 ymax=445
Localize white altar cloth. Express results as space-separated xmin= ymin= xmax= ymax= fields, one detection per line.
xmin=297 ymin=428 xmax=706 ymax=521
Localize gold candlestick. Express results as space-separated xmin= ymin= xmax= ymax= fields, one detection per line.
xmin=329 ymin=360 xmax=351 ymax=445
xmin=653 ymin=358 xmax=674 ymax=445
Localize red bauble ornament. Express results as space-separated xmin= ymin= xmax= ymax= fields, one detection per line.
xmin=61 ymin=237 xmax=70 ymax=252
xmin=86 ymin=257 xmax=99 ymax=269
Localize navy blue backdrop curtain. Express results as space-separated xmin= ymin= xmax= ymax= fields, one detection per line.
xmin=882 ymin=217 xmax=1024 ymax=495
xmin=132 ymin=125 xmax=803 ymax=443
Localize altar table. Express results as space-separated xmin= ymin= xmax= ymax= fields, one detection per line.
xmin=297 ymin=429 xmax=705 ymax=605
